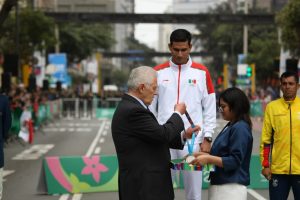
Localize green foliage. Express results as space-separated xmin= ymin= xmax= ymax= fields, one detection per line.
xmin=276 ymin=0 xmax=300 ymax=56
xmin=125 ymin=37 xmax=156 ymax=67
xmin=195 ymin=2 xmax=280 ymax=83
xmin=196 ymin=3 xmax=243 ymax=71
xmin=247 ymin=25 xmax=280 ymax=80
xmin=110 ymin=68 xmax=129 ymax=87
xmin=59 ymin=23 xmax=115 ymax=62
xmin=0 ymin=8 xmax=56 ymax=61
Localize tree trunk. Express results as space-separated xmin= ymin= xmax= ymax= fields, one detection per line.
xmin=0 ymin=0 xmax=18 ymax=28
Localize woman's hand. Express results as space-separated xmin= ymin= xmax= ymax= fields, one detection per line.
xmin=190 ymin=154 xmax=210 ymax=165
xmin=193 ymin=151 xmax=209 ymax=157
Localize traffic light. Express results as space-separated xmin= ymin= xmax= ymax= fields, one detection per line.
xmin=246 ymin=65 xmax=252 ymax=77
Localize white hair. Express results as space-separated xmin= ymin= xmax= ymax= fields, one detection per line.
xmin=127 ymin=66 xmax=157 ymax=90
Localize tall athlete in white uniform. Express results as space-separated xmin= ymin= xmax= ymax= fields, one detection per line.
xmin=149 ymin=29 xmax=216 ymax=200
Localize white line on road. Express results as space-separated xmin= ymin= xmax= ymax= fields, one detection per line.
xmin=94 ymin=147 xmax=101 ymax=154
xmin=12 ymin=144 xmax=54 ymax=160
xmin=99 ymin=138 xmax=104 ymax=143
xmin=86 ymin=121 xmax=106 ymax=157
xmin=59 ymin=120 xmax=108 ymax=200
xmin=59 ymin=194 xmax=69 ymax=200
xmin=3 ymin=170 xmax=14 ymax=177
xmin=3 ymin=170 xmax=15 ymax=182
xmin=102 ymin=130 xmax=107 ymax=136
xmin=43 ymin=128 xmax=92 ymax=132
xmin=72 ymin=194 xmax=82 ymax=200
xmin=247 ymin=189 xmax=267 ymax=200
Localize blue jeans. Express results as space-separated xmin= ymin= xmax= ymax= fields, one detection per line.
xmin=269 ymin=174 xmax=300 ymax=200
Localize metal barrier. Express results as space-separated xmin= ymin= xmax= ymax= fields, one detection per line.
xmin=60 ymin=97 xmax=121 ymax=118
xmin=60 ymin=97 xmax=266 ymax=119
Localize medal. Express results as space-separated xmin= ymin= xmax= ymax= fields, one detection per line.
xmin=185 ymin=111 xmax=196 ymax=154
xmin=185 ymin=155 xmax=195 ymax=163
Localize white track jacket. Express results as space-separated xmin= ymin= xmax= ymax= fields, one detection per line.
xmin=149 ymin=58 xmax=216 ymax=144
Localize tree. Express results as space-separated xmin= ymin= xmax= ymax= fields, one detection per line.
xmin=110 ymin=68 xmax=129 ymax=88
xmin=0 ymin=8 xmax=56 ymax=62
xmin=58 ymin=22 xmax=115 ymax=62
xmin=276 ymin=0 xmax=300 ymax=56
xmin=247 ymin=25 xmax=280 ymax=80
xmin=196 ymin=3 xmax=243 ymax=73
xmin=195 ymin=2 xmax=280 ymax=84
xmin=126 ymin=37 xmax=156 ymax=67
xmin=0 ymin=0 xmax=18 ymax=28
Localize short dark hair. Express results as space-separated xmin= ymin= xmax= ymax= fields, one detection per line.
xmin=280 ymin=71 xmax=299 ymax=84
xmin=170 ymin=29 xmax=192 ymax=45
xmin=219 ymin=87 xmax=252 ymax=128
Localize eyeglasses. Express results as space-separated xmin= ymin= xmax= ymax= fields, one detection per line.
xmin=218 ymin=106 xmax=224 ymax=112
xmin=218 ymin=105 xmax=227 ymax=112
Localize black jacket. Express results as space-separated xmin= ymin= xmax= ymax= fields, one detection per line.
xmin=112 ymin=94 xmax=184 ymax=200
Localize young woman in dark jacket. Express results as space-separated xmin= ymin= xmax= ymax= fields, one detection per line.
xmin=191 ymin=87 xmax=253 ymax=200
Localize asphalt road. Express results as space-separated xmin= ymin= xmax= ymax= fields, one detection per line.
xmin=2 ymin=116 xmax=294 ymax=200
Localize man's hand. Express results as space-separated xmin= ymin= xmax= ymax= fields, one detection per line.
xmin=200 ymin=139 xmax=211 ymax=153
xmin=174 ymin=103 xmax=186 ymax=115
xmin=262 ymin=167 xmax=271 ymax=180
xmin=184 ymin=125 xmax=201 ymax=139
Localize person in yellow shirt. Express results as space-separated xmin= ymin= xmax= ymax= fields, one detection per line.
xmin=260 ymin=71 xmax=300 ymax=200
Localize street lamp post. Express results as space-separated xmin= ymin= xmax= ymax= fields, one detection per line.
xmin=15 ymin=0 xmax=21 ymax=81
xmin=243 ymin=0 xmax=248 ymax=56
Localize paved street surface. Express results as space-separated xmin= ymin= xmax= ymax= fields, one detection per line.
xmin=3 ymin=117 xmax=294 ymax=200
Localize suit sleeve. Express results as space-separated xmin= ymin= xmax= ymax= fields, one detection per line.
xmin=129 ymin=108 xmax=184 ymax=146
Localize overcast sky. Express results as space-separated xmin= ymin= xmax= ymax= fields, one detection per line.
xmin=134 ymin=0 xmax=172 ymax=50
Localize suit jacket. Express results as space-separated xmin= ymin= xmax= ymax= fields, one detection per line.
xmin=112 ymin=94 xmax=185 ymax=200
xmin=0 ymin=94 xmax=12 ymax=168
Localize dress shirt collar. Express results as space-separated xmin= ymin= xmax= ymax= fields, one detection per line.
xmin=127 ymin=93 xmax=148 ymax=109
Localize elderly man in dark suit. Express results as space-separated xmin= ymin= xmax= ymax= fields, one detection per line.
xmin=0 ymin=94 xmax=12 ymax=199
xmin=112 ymin=66 xmax=200 ymax=200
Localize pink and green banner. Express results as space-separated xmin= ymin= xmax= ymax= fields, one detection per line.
xmin=42 ymin=155 xmax=118 ymax=194
xmin=39 ymin=155 xmax=268 ymax=194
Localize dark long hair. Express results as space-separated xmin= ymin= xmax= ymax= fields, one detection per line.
xmin=219 ymin=87 xmax=252 ymax=128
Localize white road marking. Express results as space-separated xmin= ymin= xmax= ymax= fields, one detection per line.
xmin=99 ymin=138 xmax=104 ymax=143
xmin=3 ymin=170 xmax=14 ymax=177
xmin=102 ymin=131 xmax=107 ymax=136
xmin=48 ymin=123 xmax=100 ymax=127
xmin=86 ymin=121 xmax=106 ymax=157
xmin=94 ymin=147 xmax=101 ymax=154
xmin=3 ymin=170 xmax=15 ymax=182
xmin=58 ymin=120 xmax=108 ymax=200
xmin=247 ymin=189 xmax=267 ymax=200
xmin=59 ymin=194 xmax=69 ymax=200
xmin=43 ymin=128 xmax=92 ymax=132
xmin=12 ymin=144 xmax=54 ymax=160
xmin=72 ymin=193 xmax=82 ymax=200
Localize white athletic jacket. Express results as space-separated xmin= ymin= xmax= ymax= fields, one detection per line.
xmin=149 ymin=57 xmax=216 ymax=144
